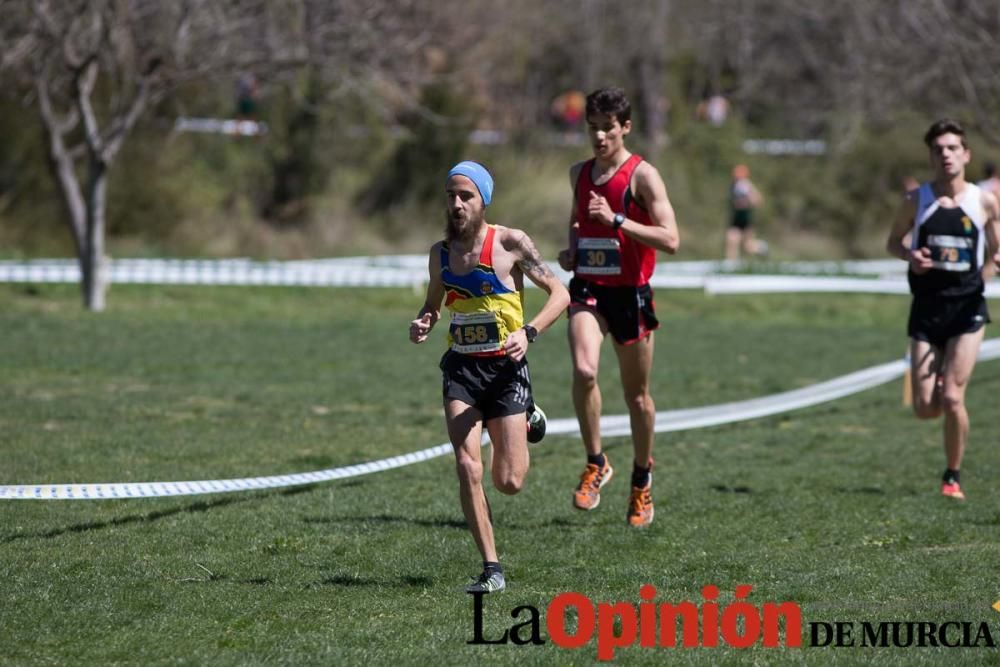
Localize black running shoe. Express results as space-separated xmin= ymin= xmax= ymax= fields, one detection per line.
xmin=465 ymin=569 xmax=506 ymax=594
xmin=526 ymin=404 xmax=547 ymax=444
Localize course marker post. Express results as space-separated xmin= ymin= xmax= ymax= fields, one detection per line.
xmin=901 ymin=348 xmax=912 ymax=408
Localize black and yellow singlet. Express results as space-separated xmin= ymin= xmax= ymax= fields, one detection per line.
xmin=441 ymin=225 xmax=524 ymax=356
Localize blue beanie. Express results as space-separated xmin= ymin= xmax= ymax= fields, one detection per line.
xmin=447 ymin=161 xmax=494 ymax=206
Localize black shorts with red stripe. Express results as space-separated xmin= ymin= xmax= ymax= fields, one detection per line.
xmin=569 ymin=277 xmax=659 ymax=345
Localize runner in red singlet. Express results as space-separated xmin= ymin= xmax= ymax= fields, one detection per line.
xmin=557 ymin=87 xmax=680 ymax=527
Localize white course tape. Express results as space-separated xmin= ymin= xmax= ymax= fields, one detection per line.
xmin=5 ymin=338 xmax=999 ymax=501
xmin=704 ymin=275 xmax=1000 ymax=299
xmin=0 ymin=444 xmax=451 ymax=501
xmin=0 ymin=257 xmax=912 ymax=291
xmin=174 ymin=117 xmax=268 ymax=136
xmin=0 ymin=258 xmax=430 ymax=289
xmin=704 ymin=275 xmax=909 ymax=296
xmin=19 ymin=256 xmax=1000 ymax=297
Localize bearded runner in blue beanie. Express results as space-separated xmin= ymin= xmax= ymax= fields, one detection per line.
xmin=409 ymin=161 xmax=569 ymax=593
xmin=447 ymin=161 xmax=495 ymax=206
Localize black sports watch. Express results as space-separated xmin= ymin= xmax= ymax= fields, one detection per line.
xmin=612 ymin=213 xmax=626 ymax=229
xmin=522 ymin=324 xmax=538 ymax=343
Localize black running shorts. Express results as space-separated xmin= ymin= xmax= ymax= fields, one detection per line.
xmin=730 ymin=209 xmax=753 ymax=230
xmin=439 ymin=351 xmax=533 ymax=420
xmin=569 ymin=277 xmax=659 ymax=345
xmin=908 ymin=293 xmax=989 ymax=349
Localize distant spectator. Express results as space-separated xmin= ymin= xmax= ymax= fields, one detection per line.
xmin=550 ymin=90 xmax=586 ymax=131
xmin=697 ymin=94 xmax=729 ymax=127
xmin=725 ymin=164 xmax=765 ymax=260
xmin=235 ymin=73 xmax=259 ymax=120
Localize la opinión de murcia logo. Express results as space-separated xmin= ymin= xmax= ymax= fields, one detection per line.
xmin=811 ymin=620 xmax=995 ymax=648
xmin=469 ymin=586 xmax=999 ymax=661
xmin=470 ymin=584 xmax=801 ymax=661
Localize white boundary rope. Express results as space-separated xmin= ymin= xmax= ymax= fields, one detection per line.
xmin=3 ymin=256 xmax=998 ymax=297
xmin=5 ymin=339 xmax=999 ymax=501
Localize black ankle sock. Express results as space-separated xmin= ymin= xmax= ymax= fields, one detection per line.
xmin=483 ymin=561 xmax=502 ymax=575
xmin=631 ymin=462 xmax=651 ymax=488
xmin=587 ymin=453 xmax=606 ymax=468
xmin=943 ymin=469 xmax=961 ymax=484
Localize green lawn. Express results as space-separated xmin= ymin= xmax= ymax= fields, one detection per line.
xmin=1 ymin=283 xmax=998 ymax=666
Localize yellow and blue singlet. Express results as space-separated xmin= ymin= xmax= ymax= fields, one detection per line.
xmin=441 ymin=225 xmax=524 ymax=356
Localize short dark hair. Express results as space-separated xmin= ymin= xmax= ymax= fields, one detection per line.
xmin=924 ymin=118 xmax=967 ymax=148
xmin=586 ymin=87 xmax=631 ymax=125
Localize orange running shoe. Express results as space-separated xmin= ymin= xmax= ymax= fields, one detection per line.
xmin=941 ymin=481 xmax=965 ymax=500
xmin=573 ymin=457 xmax=613 ymax=510
xmin=627 ymin=478 xmax=654 ymax=528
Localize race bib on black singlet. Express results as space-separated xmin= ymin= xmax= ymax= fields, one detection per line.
xmin=449 ymin=311 xmax=503 ymax=353
xmin=575 ymin=237 xmax=622 ymax=276
xmin=927 ymin=234 xmax=973 ymax=272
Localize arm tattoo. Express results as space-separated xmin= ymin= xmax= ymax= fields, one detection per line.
xmin=515 ymin=233 xmax=554 ymax=280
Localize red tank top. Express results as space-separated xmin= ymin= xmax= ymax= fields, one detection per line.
xmin=573 ymin=154 xmax=656 ymax=286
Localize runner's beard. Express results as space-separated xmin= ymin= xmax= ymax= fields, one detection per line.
xmin=445 ymin=208 xmax=485 ymax=243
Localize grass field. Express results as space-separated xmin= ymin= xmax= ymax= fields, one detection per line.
xmin=2 ymin=282 xmax=999 ymax=666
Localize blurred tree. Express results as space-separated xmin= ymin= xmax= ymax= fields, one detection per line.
xmin=0 ymin=0 xmax=306 ymax=310
xmin=257 ymin=1 xmax=440 ymax=224
xmin=356 ymin=77 xmax=474 ymax=214
xmin=261 ymin=68 xmax=326 ymax=224
xmin=5 ymin=0 xmax=1000 ymax=274
xmin=694 ymin=0 xmax=1000 ymax=145
xmin=0 ymin=0 xmax=439 ymax=308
